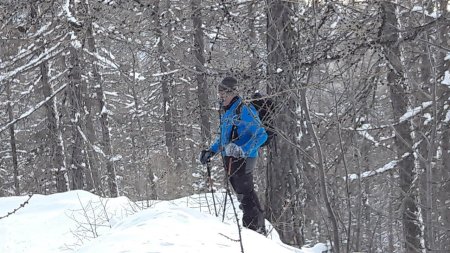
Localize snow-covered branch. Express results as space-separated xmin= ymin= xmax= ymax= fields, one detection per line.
xmin=83 ymin=49 xmax=119 ymax=70
xmin=399 ymin=101 xmax=433 ymax=123
xmin=0 ymin=84 xmax=67 ymax=134
xmin=0 ymin=37 xmax=67 ymax=83
xmin=62 ymin=0 xmax=83 ymax=29
xmin=347 ymin=159 xmax=398 ymax=181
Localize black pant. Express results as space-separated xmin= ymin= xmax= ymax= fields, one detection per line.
xmin=224 ymin=156 xmax=265 ymax=232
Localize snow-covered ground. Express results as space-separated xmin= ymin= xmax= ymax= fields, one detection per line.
xmin=0 ymin=190 xmax=327 ymax=253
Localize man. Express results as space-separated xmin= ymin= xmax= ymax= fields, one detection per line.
xmin=200 ymin=76 xmax=268 ymax=234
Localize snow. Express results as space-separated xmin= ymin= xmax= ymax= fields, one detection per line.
xmin=130 ymin=72 xmax=146 ymax=81
xmin=411 ymin=6 xmax=440 ymax=18
xmin=152 ymin=69 xmax=180 ymax=77
xmin=399 ymin=101 xmax=433 ymax=122
xmin=92 ymin=145 xmax=106 ymax=157
xmin=441 ymin=70 xmax=450 ymax=86
xmin=101 ymin=105 xmax=112 ymax=116
xmin=348 ymin=160 xmax=398 ymax=181
xmin=63 ymin=0 xmax=82 ymax=27
xmin=0 ymin=39 xmax=66 ymax=83
xmin=444 ymin=109 xmax=450 ymax=123
xmin=355 ymin=123 xmax=379 ymax=146
xmin=33 ymin=23 xmax=51 ymax=37
xmin=445 ymin=53 xmax=450 ymax=61
xmin=0 ymin=190 xmax=327 ymax=253
xmin=110 ymin=155 xmax=122 ymax=162
xmin=104 ymin=91 xmax=119 ymax=97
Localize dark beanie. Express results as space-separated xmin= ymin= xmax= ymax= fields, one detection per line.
xmin=219 ymin=77 xmax=238 ymax=91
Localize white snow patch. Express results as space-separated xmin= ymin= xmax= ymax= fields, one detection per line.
xmin=445 ymin=52 xmax=450 ymax=61
xmin=356 ymin=123 xmax=379 ymax=146
xmin=0 ymin=190 xmax=325 ymax=253
xmin=445 ymin=110 xmax=450 ymax=123
xmin=348 ymin=160 xmax=398 ymax=181
xmin=63 ymin=0 xmax=82 ymax=26
xmin=130 ymin=72 xmax=146 ymax=81
xmin=152 ymin=69 xmax=180 ymax=77
xmin=411 ymin=6 xmax=440 ymax=18
xmin=399 ymin=101 xmax=433 ymax=122
xmin=441 ymin=71 xmax=450 ymax=86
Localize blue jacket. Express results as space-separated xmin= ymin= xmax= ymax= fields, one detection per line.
xmin=210 ymin=97 xmax=267 ymax=158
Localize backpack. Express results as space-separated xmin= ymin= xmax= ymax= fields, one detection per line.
xmin=232 ymin=92 xmax=276 ymax=147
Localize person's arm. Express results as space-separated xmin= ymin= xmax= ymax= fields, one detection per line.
xmin=209 ymin=136 xmax=220 ymax=154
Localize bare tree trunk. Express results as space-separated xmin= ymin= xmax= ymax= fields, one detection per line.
xmin=85 ymin=10 xmax=118 ymax=197
xmin=436 ymin=0 xmax=450 ymax=250
xmin=388 ymin=171 xmax=395 ymax=253
xmin=154 ymin=0 xmax=175 ymax=157
xmin=248 ymin=0 xmax=258 ymax=91
xmin=441 ymin=120 xmax=450 ymax=250
xmin=300 ymin=87 xmax=340 ymax=252
xmin=83 ymin=95 xmax=101 ymax=194
xmin=6 ymin=82 xmax=19 ymax=195
xmin=129 ymin=51 xmax=157 ymax=200
xmin=266 ymin=0 xmax=304 ymax=247
xmin=381 ymin=2 xmax=424 ymax=252
xmin=191 ymin=0 xmax=211 ymax=143
xmin=354 ymin=144 xmax=363 ymax=252
xmin=29 ymin=0 xmax=69 ymax=193
xmin=417 ymin=54 xmax=433 ymax=253
xmin=299 ymin=101 xmax=318 ymax=243
xmin=82 ymin=34 xmax=101 ymax=195
xmin=40 ymin=60 xmax=69 ymax=192
xmin=68 ymin=45 xmax=85 ymax=190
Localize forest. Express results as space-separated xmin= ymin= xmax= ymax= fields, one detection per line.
xmin=1 ymin=0 xmax=449 ymax=252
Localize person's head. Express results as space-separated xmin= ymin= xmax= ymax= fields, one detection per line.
xmin=218 ymin=76 xmax=238 ymax=105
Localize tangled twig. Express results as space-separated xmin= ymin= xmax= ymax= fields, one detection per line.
xmin=219 ymin=232 xmax=240 ymax=242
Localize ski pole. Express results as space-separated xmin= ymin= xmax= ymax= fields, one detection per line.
xmin=222 ymin=156 xmax=233 ymax=222
xmin=206 ymin=161 xmax=218 ymax=217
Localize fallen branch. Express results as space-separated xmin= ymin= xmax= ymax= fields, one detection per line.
xmin=0 ymin=194 xmax=33 ymax=220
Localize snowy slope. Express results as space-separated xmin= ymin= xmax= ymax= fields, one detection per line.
xmin=0 ymin=190 xmax=327 ymax=253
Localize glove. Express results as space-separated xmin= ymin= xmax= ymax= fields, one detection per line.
xmin=199 ymin=150 xmax=214 ymax=164
xmin=224 ymin=143 xmax=244 ymax=158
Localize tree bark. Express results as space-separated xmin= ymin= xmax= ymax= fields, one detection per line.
xmin=40 ymin=60 xmax=69 ymax=192
xmin=85 ymin=6 xmax=118 ymax=197
xmin=381 ymin=2 xmax=424 ymax=252
xmin=30 ymin=0 xmax=69 ymax=193
xmin=65 ymin=0 xmax=85 ymax=190
xmin=437 ymin=0 xmax=450 ymax=250
xmin=129 ymin=51 xmax=157 ymax=200
xmin=191 ymin=0 xmax=211 ymax=143
xmin=68 ymin=45 xmax=85 ymax=190
xmin=6 ymin=82 xmax=19 ymax=195
xmin=154 ymin=0 xmax=175 ymax=156
xmin=265 ymin=0 xmax=304 ymax=247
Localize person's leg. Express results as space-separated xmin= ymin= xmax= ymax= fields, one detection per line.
xmin=226 ymin=157 xmax=265 ymax=233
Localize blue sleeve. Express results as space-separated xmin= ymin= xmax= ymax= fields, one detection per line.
xmin=209 ymin=136 xmax=220 ymax=153
xmin=239 ymin=106 xmax=267 ymax=156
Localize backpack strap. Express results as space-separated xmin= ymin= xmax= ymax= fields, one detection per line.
xmin=230 ymin=102 xmax=243 ymax=142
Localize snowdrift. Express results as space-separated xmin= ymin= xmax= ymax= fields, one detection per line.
xmin=0 ymin=190 xmax=327 ymax=253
